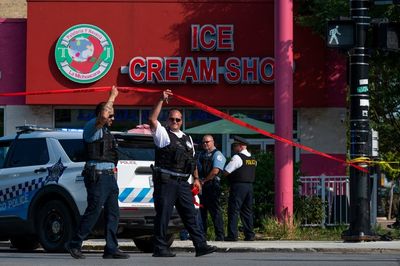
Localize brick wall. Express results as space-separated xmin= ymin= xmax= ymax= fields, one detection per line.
xmin=0 ymin=0 xmax=26 ymax=18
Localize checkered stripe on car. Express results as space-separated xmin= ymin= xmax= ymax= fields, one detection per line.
xmin=118 ymin=188 xmax=154 ymax=203
xmin=0 ymin=178 xmax=45 ymax=201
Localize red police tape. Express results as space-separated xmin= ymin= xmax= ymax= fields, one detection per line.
xmin=0 ymin=86 xmax=368 ymax=173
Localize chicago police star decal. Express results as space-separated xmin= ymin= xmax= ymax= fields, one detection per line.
xmin=45 ymin=158 xmax=67 ymax=184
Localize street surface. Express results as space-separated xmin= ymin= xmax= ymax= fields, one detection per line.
xmin=0 ymin=250 xmax=399 ymax=266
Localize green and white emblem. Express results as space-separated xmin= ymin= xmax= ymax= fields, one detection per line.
xmin=55 ymin=24 xmax=114 ymax=83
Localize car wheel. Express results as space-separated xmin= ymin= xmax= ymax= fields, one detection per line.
xmin=36 ymin=200 xmax=74 ymax=252
xmin=133 ymin=233 xmax=175 ymax=253
xmin=10 ymin=236 xmax=40 ymax=251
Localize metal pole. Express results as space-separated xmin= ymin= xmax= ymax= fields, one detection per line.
xmin=321 ymin=176 xmax=326 ymax=227
xmin=371 ymin=172 xmax=377 ymax=226
xmin=342 ymin=0 xmax=375 ymax=241
xmin=274 ymin=0 xmax=294 ymax=223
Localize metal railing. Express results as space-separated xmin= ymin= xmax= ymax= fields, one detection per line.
xmin=299 ymin=175 xmax=350 ymax=226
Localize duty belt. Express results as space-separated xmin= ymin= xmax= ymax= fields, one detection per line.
xmin=168 ymin=175 xmax=190 ymax=182
xmin=152 ymin=166 xmax=190 ymax=182
xmin=154 ymin=167 xmax=190 ymax=177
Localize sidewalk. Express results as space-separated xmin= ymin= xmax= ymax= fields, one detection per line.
xmin=82 ymin=239 xmax=400 ymax=253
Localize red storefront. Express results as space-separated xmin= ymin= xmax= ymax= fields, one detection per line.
xmin=25 ymin=0 xmax=348 ymax=176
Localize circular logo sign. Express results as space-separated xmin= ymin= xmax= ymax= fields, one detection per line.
xmin=55 ymin=24 xmax=114 ymax=83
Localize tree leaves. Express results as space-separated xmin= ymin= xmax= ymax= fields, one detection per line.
xmin=296 ymin=0 xmax=400 ymax=162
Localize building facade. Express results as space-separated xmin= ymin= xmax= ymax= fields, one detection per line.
xmin=0 ymin=0 xmax=348 ymax=176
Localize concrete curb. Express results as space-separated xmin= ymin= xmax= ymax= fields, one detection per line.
xmin=82 ymin=240 xmax=400 ymax=254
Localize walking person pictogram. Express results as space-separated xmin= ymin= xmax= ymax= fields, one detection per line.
xmin=329 ymin=25 xmax=341 ymax=45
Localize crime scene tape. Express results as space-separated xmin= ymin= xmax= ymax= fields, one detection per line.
xmin=350 ymin=157 xmax=400 ymax=173
xmin=0 ymin=86 xmax=368 ymax=173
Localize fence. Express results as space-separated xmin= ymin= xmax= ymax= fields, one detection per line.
xmin=299 ymin=175 xmax=350 ymax=226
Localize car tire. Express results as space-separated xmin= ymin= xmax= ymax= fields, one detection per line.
xmin=10 ymin=236 xmax=40 ymax=251
xmin=133 ymin=233 xmax=175 ymax=253
xmin=36 ymin=200 xmax=74 ymax=252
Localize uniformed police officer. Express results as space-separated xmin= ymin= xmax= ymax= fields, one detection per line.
xmin=223 ymin=136 xmax=256 ymax=241
xmin=149 ymin=89 xmax=217 ymax=257
xmin=66 ymin=86 xmax=129 ymax=259
xmin=197 ymin=135 xmax=226 ymax=241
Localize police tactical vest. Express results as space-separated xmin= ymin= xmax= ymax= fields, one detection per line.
xmin=228 ymin=153 xmax=256 ymax=183
xmin=155 ymin=129 xmax=196 ymax=174
xmin=199 ymin=149 xmax=218 ymax=179
xmin=86 ymin=127 xmax=118 ymax=165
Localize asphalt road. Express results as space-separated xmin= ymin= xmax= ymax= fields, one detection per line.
xmin=0 ymin=250 xmax=399 ymax=266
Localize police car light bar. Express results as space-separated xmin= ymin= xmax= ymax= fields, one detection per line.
xmin=16 ymin=125 xmax=54 ymax=133
xmin=58 ymin=128 xmax=84 ymax=132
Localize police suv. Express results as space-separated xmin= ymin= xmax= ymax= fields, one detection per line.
xmin=0 ymin=126 xmax=181 ymax=252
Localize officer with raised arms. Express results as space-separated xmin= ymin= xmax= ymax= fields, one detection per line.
xmin=66 ymin=86 xmax=129 ymax=259
xmin=223 ymin=136 xmax=257 ymax=242
xmin=148 ymin=89 xmax=217 ymax=257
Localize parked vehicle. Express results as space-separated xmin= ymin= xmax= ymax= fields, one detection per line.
xmin=0 ymin=126 xmax=183 ymax=252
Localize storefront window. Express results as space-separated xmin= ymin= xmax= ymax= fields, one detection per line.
xmin=184 ymin=109 xmax=221 ymax=129
xmin=141 ymin=109 xmax=169 ymax=127
xmin=55 ymin=109 xmax=92 ymax=129
xmin=55 ymin=108 xmax=140 ymax=131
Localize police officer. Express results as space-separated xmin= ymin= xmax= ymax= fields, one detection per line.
xmin=223 ymin=136 xmax=256 ymax=241
xmin=66 ymin=86 xmax=129 ymax=259
xmin=197 ymin=135 xmax=226 ymax=241
xmin=148 ymin=89 xmax=217 ymax=257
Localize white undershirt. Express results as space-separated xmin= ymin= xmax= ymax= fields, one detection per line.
xmin=224 ymin=149 xmax=251 ymax=173
xmin=151 ymin=121 xmax=194 ymax=155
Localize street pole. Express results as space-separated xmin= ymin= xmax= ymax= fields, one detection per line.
xmin=274 ymin=0 xmax=293 ymax=223
xmin=342 ymin=0 xmax=375 ymax=241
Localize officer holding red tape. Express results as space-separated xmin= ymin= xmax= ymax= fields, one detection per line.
xmin=149 ymin=89 xmax=217 ymax=257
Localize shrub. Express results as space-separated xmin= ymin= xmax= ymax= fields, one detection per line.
xmin=294 ymin=195 xmax=325 ymax=225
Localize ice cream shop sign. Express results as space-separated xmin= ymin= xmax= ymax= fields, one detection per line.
xmin=125 ymin=24 xmax=275 ymax=84
xmin=55 ymin=24 xmax=114 ymax=84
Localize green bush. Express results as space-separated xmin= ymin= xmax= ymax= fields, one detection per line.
xmin=294 ymin=195 xmax=325 ymax=225
xmin=253 ymin=152 xmax=275 ymax=226
xmin=220 ymin=152 xmax=276 ymax=227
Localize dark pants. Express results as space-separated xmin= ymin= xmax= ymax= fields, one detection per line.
xmin=70 ymin=172 xmax=120 ymax=254
xmin=227 ymin=182 xmax=255 ymax=240
xmin=179 ymin=209 xmax=204 ymax=240
xmin=199 ymin=180 xmax=224 ymax=240
xmin=153 ymin=178 xmax=206 ymax=252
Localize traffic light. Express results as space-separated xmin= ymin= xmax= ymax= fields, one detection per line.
xmin=373 ymin=22 xmax=400 ymax=51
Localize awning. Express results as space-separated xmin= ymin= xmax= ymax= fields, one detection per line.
xmin=185 ymin=113 xmax=275 ymax=134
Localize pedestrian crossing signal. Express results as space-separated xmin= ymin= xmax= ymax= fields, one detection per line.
xmin=372 ymin=22 xmax=400 ymax=51
xmin=326 ymin=20 xmax=355 ymax=49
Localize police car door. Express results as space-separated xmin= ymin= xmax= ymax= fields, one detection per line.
xmin=115 ymin=134 xmax=155 ymax=209
xmin=0 ymin=138 xmax=50 ymax=220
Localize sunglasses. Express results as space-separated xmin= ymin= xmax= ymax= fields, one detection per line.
xmin=202 ymin=140 xmax=211 ymax=144
xmin=169 ymin=117 xmax=182 ymax=123
xmin=108 ymin=114 xmax=115 ymax=119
